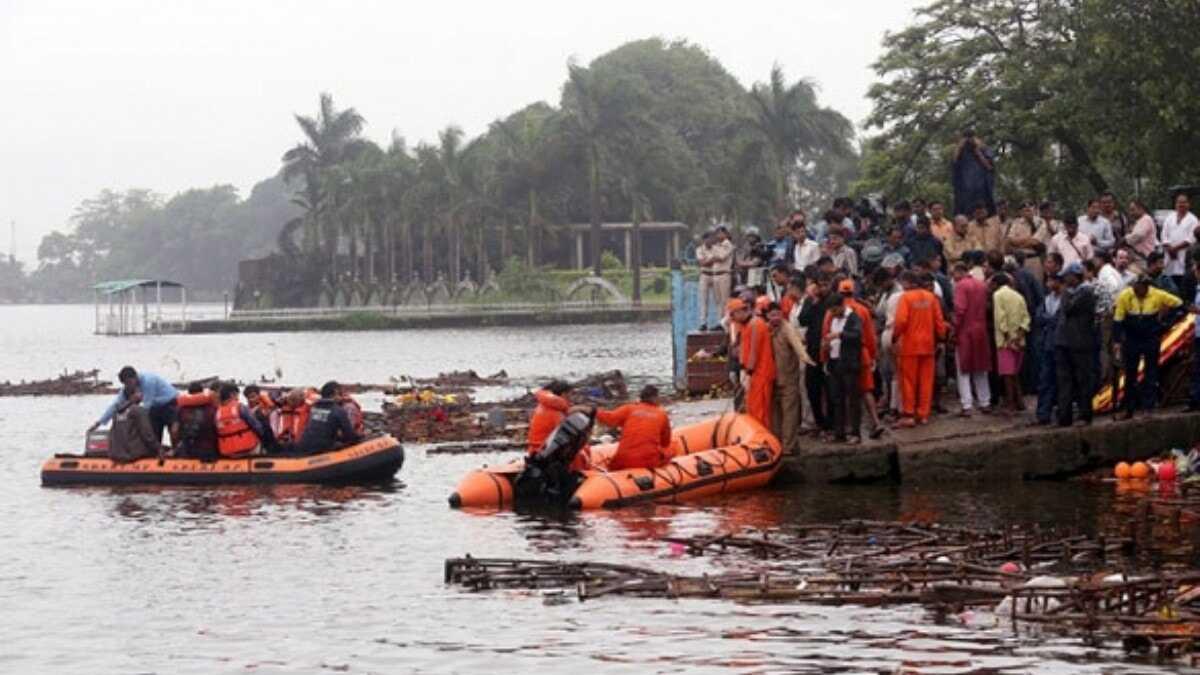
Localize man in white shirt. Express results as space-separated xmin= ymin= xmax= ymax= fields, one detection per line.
xmin=1047 ymin=215 xmax=1094 ymax=269
xmin=695 ymin=227 xmax=734 ymax=330
xmin=1096 ymin=250 xmax=1126 ymax=304
xmin=1078 ymin=199 xmax=1115 ymax=254
xmin=791 ymin=220 xmax=821 ymax=271
xmin=1162 ymin=192 xmax=1199 ymax=292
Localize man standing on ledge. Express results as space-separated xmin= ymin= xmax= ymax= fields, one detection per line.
xmin=89 ymin=366 xmax=180 ymax=444
xmin=730 ymin=297 xmax=776 ymax=430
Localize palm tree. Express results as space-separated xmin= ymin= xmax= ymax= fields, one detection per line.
xmin=749 ymin=65 xmax=853 ymax=216
xmin=492 ymin=104 xmax=560 ymax=266
xmin=561 ymin=63 xmax=645 ymax=277
xmin=279 ymin=92 xmax=368 ymax=281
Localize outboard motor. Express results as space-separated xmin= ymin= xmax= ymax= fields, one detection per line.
xmin=513 ymin=410 xmax=595 ymax=507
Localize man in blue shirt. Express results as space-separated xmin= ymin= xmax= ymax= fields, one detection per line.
xmin=89 ymin=366 xmax=180 ymax=443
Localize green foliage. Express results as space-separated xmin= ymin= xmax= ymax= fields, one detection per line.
xmin=857 ymin=0 xmax=1200 ymax=209
xmin=494 ymin=256 xmax=561 ymax=302
xmin=599 ymin=250 xmax=623 ymax=271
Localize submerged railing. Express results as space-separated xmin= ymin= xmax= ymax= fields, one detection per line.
xmin=225 ymin=300 xmax=670 ymax=321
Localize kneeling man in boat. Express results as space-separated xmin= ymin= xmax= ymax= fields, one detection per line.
xmin=595 ymin=385 xmax=672 ymax=471
xmin=293 ymin=381 xmax=362 ymax=455
xmin=216 ymin=383 xmax=269 ymax=457
xmin=89 ymin=366 xmax=180 ymax=444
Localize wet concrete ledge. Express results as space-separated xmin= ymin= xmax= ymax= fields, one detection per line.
xmin=179 ymin=306 xmax=669 ymax=333
xmin=777 ymin=410 xmax=1200 ymax=485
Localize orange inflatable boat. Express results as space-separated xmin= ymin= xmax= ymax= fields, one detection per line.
xmin=449 ymin=413 xmax=782 ymax=510
xmin=41 ymin=435 xmax=404 ymax=487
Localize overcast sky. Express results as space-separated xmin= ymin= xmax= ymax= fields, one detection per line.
xmin=0 ymin=0 xmax=924 ymax=263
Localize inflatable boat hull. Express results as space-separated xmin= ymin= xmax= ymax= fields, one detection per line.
xmin=41 ymin=435 xmax=404 ymax=486
xmin=450 ymin=413 xmax=781 ymax=510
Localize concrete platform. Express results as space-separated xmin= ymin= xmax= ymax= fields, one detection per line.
xmin=666 ymin=397 xmax=1200 ymax=485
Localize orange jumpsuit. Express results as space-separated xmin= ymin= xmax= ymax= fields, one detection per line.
xmin=526 ymin=389 xmax=569 ymax=454
xmin=596 ymin=402 xmax=672 ymax=470
xmin=740 ymin=315 xmax=776 ymax=429
xmin=850 ymin=299 xmax=878 ymax=393
xmin=893 ymin=289 xmax=948 ymax=421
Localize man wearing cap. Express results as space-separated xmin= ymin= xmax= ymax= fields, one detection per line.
xmin=730 ymin=297 xmax=775 ymax=429
xmin=1054 ymin=262 xmax=1097 ymax=426
xmin=893 ymin=270 xmax=949 ymax=426
xmin=696 ymin=227 xmax=735 ymax=331
xmin=1047 ymin=214 xmax=1093 ymax=269
xmin=821 ymin=280 xmax=866 ymax=442
xmin=1113 ymin=274 xmax=1182 ymax=419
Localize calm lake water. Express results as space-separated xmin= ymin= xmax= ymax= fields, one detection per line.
xmin=0 ymin=305 xmax=1182 ymax=673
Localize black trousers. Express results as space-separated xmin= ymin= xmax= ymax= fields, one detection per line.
xmin=805 ymin=365 xmax=830 ymax=430
xmin=147 ymin=400 xmax=178 ymax=443
xmin=1123 ymin=337 xmax=1161 ymax=412
xmin=827 ymin=364 xmax=862 ymax=439
xmin=1055 ymin=347 xmax=1094 ymax=425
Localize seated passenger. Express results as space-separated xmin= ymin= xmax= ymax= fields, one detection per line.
xmin=274 ymin=388 xmax=315 ymax=446
xmin=242 ymin=384 xmax=277 ymax=451
xmin=108 ymin=387 xmax=161 ymax=463
xmin=215 ymin=383 xmax=267 ymax=458
xmin=175 ymin=381 xmax=218 ymax=460
xmin=295 ymin=381 xmax=362 ymax=455
xmin=527 ymin=380 xmax=571 ymax=455
xmin=339 ymin=390 xmax=365 ymax=437
xmin=89 ymin=365 xmax=181 ymax=444
xmin=595 ymin=385 xmax=672 ymax=471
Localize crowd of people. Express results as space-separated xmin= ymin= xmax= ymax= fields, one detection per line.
xmin=695 ymin=191 xmax=1200 ymax=449
xmin=88 ymin=366 xmax=364 ymax=462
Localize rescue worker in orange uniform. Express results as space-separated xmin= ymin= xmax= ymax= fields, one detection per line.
xmin=730 ymin=297 xmax=776 ymax=429
xmin=526 ymin=380 xmax=572 ymax=455
xmin=595 ymin=385 xmax=672 ymax=471
xmin=844 ymin=281 xmax=885 ymax=439
xmin=892 ymin=270 xmax=949 ymax=427
xmin=215 ymin=382 xmax=268 ymax=457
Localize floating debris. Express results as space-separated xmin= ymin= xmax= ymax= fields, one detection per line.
xmin=446 ymin=517 xmax=1200 ymax=665
xmin=0 ymin=369 xmax=114 ymax=397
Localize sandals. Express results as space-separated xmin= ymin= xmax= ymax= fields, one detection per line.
xmin=869 ymin=427 xmax=886 ymax=440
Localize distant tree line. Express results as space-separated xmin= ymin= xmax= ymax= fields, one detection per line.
xmin=20 ymin=38 xmax=856 ymax=303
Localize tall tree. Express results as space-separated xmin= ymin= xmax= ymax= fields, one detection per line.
xmin=279 ymin=92 xmax=368 ymax=282
xmin=749 ymin=65 xmax=854 ymax=216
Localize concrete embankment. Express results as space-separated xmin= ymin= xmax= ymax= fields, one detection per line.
xmin=777 ymin=409 xmax=1200 ymax=485
xmin=179 ymin=305 xmax=668 ymax=333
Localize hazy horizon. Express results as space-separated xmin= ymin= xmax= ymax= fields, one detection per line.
xmin=1 ymin=0 xmax=924 ymax=263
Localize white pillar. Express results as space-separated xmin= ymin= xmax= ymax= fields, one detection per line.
xmin=624 ymin=230 xmax=632 ymax=268
xmin=575 ymin=232 xmax=584 ymax=270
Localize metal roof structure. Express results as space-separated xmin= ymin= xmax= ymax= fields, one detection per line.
xmin=92 ymin=279 xmax=184 ymax=295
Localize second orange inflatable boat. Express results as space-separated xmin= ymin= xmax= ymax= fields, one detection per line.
xmin=449 ymin=413 xmax=782 ymax=510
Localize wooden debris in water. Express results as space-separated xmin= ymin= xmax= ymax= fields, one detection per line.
xmin=446 ymin=518 xmax=1200 ymax=664
xmin=0 ymin=369 xmax=114 ymax=397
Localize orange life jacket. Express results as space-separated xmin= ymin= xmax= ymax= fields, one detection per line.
xmin=216 ymin=400 xmax=259 ymax=457
xmin=276 ymin=400 xmax=312 ymax=444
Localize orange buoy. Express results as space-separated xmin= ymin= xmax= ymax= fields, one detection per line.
xmin=1130 ymin=462 xmax=1150 ymax=479
xmin=1114 ymin=462 xmax=1131 ymax=479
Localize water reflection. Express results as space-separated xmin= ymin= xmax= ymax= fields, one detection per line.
xmin=93 ymin=482 xmax=401 ymax=523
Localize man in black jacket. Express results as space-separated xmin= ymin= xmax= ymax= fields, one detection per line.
xmin=296 ymin=381 xmax=362 ymax=455
xmin=1054 ymin=263 xmax=1097 ymax=426
xmin=796 ymin=273 xmax=838 ymax=433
